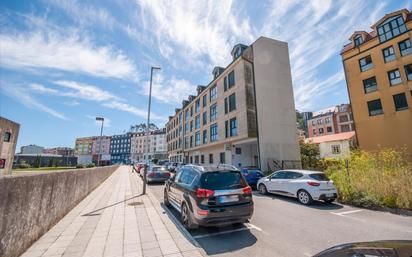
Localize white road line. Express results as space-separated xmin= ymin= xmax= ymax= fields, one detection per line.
xmin=246 ymin=223 xmax=270 ymax=236
xmin=193 ymin=223 xmax=266 ymax=239
xmin=331 ymin=209 xmax=363 ymax=216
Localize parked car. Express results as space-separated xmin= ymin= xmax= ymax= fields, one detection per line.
xmin=134 ymin=163 xmax=145 ymax=173
xmin=257 ymin=170 xmax=337 ymax=205
xmin=240 ymin=167 xmax=264 ymax=189
xmin=169 ymin=162 xmax=186 ymax=172
xmin=164 ymin=164 xmax=254 ymax=229
xmin=168 ymin=162 xmax=178 ymax=171
xmin=146 ymin=165 xmax=171 ymax=183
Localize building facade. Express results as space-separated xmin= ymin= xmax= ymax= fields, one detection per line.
xmin=305 ymin=132 xmax=356 ymax=159
xmin=307 ymin=104 xmax=354 ymax=138
xmin=110 ymin=133 xmax=131 ymax=164
xmin=341 ymin=9 xmax=412 ymax=158
xmin=130 ymin=130 xmax=167 ymax=163
xmin=43 ymin=147 xmax=75 ymax=156
xmin=91 ymin=136 xmax=111 ymax=164
xmin=21 ymin=144 xmax=44 ymax=154
xmin=75 ymin=137 xmax=96 ymax=164
xmin=0 ymin=117 xmax=20 ymax=175
xmin=166 ymin=37 xmax=301 ymax=171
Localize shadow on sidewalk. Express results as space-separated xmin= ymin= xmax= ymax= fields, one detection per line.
xmin=82 ymin=194 xmax=143 ymax=216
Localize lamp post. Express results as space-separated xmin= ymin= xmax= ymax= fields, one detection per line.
xmin=143 ymin=66 xmax=161 ymax=195
xmin=96 ymin=117 xmax=104 ymax=166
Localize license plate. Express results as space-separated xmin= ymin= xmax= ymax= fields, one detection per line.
xmin=326 ymin=193 xmax=334 ymax=197
xmin=219 ymin=195 xmax=239 ymax=203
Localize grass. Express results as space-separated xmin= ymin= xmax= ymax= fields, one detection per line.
xmin=12 ymin=166 xmax=77 ymax=174
xmin=324 ymin=148 xmax=412 ymax=210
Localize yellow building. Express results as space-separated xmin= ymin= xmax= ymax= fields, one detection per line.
xmin=341 ymin=9 xmax=412 ymax=159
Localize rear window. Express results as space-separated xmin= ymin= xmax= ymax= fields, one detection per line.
xmin=248 ymin=169 xmax=262 ymax=175
xmin=152 ymin=167 xmax=167 ymax=172
xmin=309 ymin=173 xmax=330 ymax=181
xmin=201 ymin=171 xmax=246 ymax=190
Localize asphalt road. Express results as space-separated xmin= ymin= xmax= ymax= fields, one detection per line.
xmin=148 ymin=182 xmax=412 ymax=257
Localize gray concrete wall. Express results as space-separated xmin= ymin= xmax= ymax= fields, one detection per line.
xmin=0 ymin=165 xmax=119 ymax=257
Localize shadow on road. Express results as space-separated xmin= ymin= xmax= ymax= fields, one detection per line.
xmin=253 ymin=192 xmax=344 ymax=210
xmin=82 ymin=194 xmax=143 ymax=216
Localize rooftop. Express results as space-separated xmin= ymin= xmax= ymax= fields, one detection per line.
xmin=304 ymin=131 xmax=356 ymax=144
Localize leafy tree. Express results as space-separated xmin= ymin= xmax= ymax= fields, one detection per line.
xmin=35 ymin=155 xmax=41 ymax=168
xmin=296 ymin=110 xmax=304 ymax=130
xmin=129 ymin=123 xmax=159 ymax=132
xmin=299 ymin=139 xmax=322 ymax=170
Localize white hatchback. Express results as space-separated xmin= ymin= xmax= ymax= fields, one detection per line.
xmin=257 ymin=170 xmax=337 ymax=205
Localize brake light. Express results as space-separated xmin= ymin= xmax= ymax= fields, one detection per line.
xmin=147 ymin=173 xmax=155 ymax=178
xmin=196 ymin=188 xmax=214 ymax=198
xmin=307 ymin=181 xmax=320 ymax=186
xmin=197 ymin=209 xmax=209 ymax=215
xmin=243 ymin=186 xmax=252 ymax=195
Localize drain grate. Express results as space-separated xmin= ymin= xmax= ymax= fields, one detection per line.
xmin=128 ymin=202 xmax=143 ymax=206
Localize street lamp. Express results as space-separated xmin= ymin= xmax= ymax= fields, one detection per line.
xmin=96 ymin=116 xmax=104 ymax=167
xmin=143 ymin=66 xmax=161 ymax=195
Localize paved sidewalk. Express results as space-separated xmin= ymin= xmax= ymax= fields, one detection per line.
xmin=21 ymin=166 xmax=203 ymax=257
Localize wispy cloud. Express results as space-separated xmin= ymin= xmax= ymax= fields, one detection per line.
xmin=30 ymin=83 xmax=58 ymax=94
xmin=85 ymin=114 xmax=111 ymax=128
xmin=54 ymin=80 xmax=120 ymax=102
xmin=0 ymin=30 xmax=138 ymax=80
xmin=1 ymin=84 xmax=68 ymax=120
xmin=102 ymin=101 xmax=165 ymax=121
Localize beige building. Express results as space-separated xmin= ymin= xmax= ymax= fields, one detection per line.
xmin=0 ymin=117 xmax=20 ymax=175
xmin=305 ymin=132 xmax=356 ymax=159
xmin=130 ymin=130 xmax=167 ymax=163
xmin=75 ymin=137 xmax=96 ymax=164
xmin=166 ymin=37 xmax=300 ymax=171
xmin=341 ymin=9 xmax=412 ymax=159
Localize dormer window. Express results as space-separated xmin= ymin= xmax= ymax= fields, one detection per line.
xmin=234 ymin=47 xmax=242 ymax=58
xmin=354 ymin=35 xmax=363 ymax=46
xmin=231 ymin=44 xmax=247 ymax=60
xmin=377 ymin=15 xmax=407 ymax=43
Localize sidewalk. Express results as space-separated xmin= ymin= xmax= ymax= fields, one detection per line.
xmin=21 ymin=166 xmax=204 ymax=257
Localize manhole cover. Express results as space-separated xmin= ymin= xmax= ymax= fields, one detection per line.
xmin=128 ymin=202 xmax=143 ymax=206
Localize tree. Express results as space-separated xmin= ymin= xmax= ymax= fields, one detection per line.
xmin=35 ymin=155 xmax=41 ymax=168
xmin=299 ymin=139 xmax=322 ymax=170
xmin=129 ymin=123 xmax=159 ymax=132
xmin=296 ymin=110 xmax=304 ymax=130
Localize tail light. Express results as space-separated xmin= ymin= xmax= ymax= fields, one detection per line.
xmin=307 ymin=181 xmax=320 ymax=186
xmin=196 ymin=188 xmax=214 ymax=198
xmin=147 ymin=173 xmax=155 ymax=178
xmin=242 ymin=186 xmax=252 ymax=195
xmin=197 ymin=209 xmax=209 ymax=215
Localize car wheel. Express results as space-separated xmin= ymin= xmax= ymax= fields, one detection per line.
xmin=324 ymin=199 xmax=335 ymax=204
xmin=164 ymin=189 xmax=171 ymax=207
xmin=181 ymin=203 xmax=194 ymax=230
xmin=258 ymin=184 xmax=267 ymax=195
xmin=297 ymin=190 xmax=313 ymax=205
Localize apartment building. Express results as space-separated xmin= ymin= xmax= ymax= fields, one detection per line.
xmin=110 ymin=133 xmax=131 ymax=164
xmin=0 ymin=117 xmax=20 ymax=175
xmin=130 ymin=129 xmax=167 ymax=163
xmin=43 ymin=147 xmax=75 ymax=156
xmin=307 ymin=104 xmax=354 ymax=138
xmin=20 ymin=144 xmax=44 ymax=154
xmin=91 ymin=136 xmax=111 ymax=165
xmin=75 ymin=137 xmax=95 ymax=164
xmin=166 ymin=37 xmax=300 ymax=171
xmin=341 ymin=9 xmax=412 ymax=158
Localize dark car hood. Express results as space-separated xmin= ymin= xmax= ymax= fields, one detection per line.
xmin=313 ymin=240 xmax=412 ymax=257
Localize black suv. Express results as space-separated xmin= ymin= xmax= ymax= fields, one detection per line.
xmin=164 ymin=164 xmax=254 ymax=229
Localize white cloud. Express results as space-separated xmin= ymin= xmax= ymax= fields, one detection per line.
xmin=85 ymin=115 xmax=111 ymax=128
xmin=1 ymin=84 xmax=68 ymax=120
xmin=0 ymin=30 xmax=138 ymax=80
xmin=30 ymin=83 xmax=58 ymax=94
xmin=54 ymin=80 xmax=120 ymax=102
xmin=102 ymin=101 xmax=165 ymax=121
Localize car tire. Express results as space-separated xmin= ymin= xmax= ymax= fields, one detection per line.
xmin=324 ymin=199 xmax=335 ymax=204
xmin=258 ymin=184 xmax=268 ymax=195
xmin=181 ymin=203 xmax=195 ymax=230
xmin=297 ymin=190 xmax=313 ymax=205
xmin=164 ymin=189 xmax=171 ymax=207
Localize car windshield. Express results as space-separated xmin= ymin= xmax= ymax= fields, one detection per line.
xmin=200 ymin=171 xmax=246 ymax=190
xmin=152 ymin=167 xmax=167 ymax=172
xmin=309 ymin=173 xmax=330 ymax=181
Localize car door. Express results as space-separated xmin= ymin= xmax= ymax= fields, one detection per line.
xmin=266 ymin=171 xmax=287 ymax=193
xmin=169 ymin=169 xmax=185 ymax=208
xmin=282 ymin=171 xmax=303 ymax=196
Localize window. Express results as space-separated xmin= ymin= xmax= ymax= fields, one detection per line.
xmin=230 ymin=118 xmax=237 ymax=137
xmin=178 ymin=170 xmax=197 ymax=185
xmin=271 ymin=171 xmax=288 ymax=179
xmin=202 ymin=130 xmax=208 ymax=144
xmin=195 ymin=115 xmax=200 ymax=130
xmin=195 ymin=132 xmax=201 ymax=146
xmin=388 ymin=69 xmax=402 ymax=86
xmin=311 ymin=120 xmax=315 ymax=126
xmin=312 ymin=129 xmax=316 ymax=135
xmin=210 ymin=103 xmax=217 ymax=121
xmin=393 ymin=93 xmax=408 ymax=111
xmin=225 ymin=120 xmax=229 ymax=138
xmin=203 ymin=94 xmax=207 ymax=107
xmin=190 ymin=156 xmax=193 ymax=164
xmin=210 ymin=124 xmax=218 ymax=142
xmin=224 ymin=76 xmax=228 ymax=91
xmin=224 ymin=98 xmax=228 ymax=114
xmin=284 ymin=171 xmax=303 ymax=179
xmin=339 ymin=115 xmax=349 ymax=123
xmin=190 ymin=106 xmax=193 ymax=117
xmin=377 ymin=15 xmax=407 ymax=42
xmin=327 ymin=126 xmax=332 ymax=133
xmin=201 ymin=155 xmax=204 ymax=164
xmin=341 ymin=124 xmax=350 ymax=132
xmin=184 ymin=137 xmax=188 ymax=148
xmin=319 ymin=128 xmax=324 ymax=134
xmin=354 ymin=35 xmax=363 ymax=46
xmin=235 ymin=147 xmax=241 ymax=154
xmin=190 ymin=120 xmax=193 ymax=132
xmin=332 ymin=145 xmax=341 ymax=154
xmin=405 ymin=63 xmax=412 ymax=81
xmin=363 ymin=77 xmax=378 ymax=93
xmin=202 ymin=111 xmax=207 ymax=125
xmin=209 ymin=154 xmax=214 ymax=164
xmin=382 ymin=46 xmax=395 ymax=62
xmin=195 ymin=99 xmax=200 ymax=113
xmin=185 ymin=110 xmax=189 ymax=119
xmin=219 ymin=152 xmax=225 ymax=164
xmin=184 ymin=122 xmax=189 ymax=134
xmin=3 ymin=132 xmax=11 ymax=142
xmin=229 ymin=93 xmax=236 ymax=112
xmin=228 ymin=70 xmax=235 ymax=88
xmin=359 ymin=55 xmax=373 ymax=72
xmin=325 ymin=117 xmax=331 ymax=124
xmin=210 ymin=84 xmax=217 ymax=101
xmin=0 ymin=159 xmax=6 ymax=169
xmin=317 ymin=119 xmax=323 ymax=125
xmin=367 ymin=99 xmax=383 ymax=116
xmin=190 ymin=136 xmax=193 ymax=148
xmin=398 ymin=39 xmax=412 ymax=56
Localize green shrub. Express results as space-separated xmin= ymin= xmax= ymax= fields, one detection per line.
xmin=86 ymin=163 xmax=96 ymax=168
xmin=76 ymin=164 xmax=86 ymax=169
xmin=18 ymin=163 xmax=31 ymax=169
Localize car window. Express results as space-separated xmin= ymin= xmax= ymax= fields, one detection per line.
xmin=271 ymin=171 xmax=287 ymax=179
xmin=309 ymin=173 xmax=330 ymax=181
xmin=201 ymin=171 xmax=246 ymax=190
xmin=152 ymin=167 xmax=167 ymax=172
xmin=285 ymin=171 xmax=303 ymax=179
xmin=248 ymin=169 xmax=262 ymax=175
xmin=179 ymin=170 xmax=197 ymax=185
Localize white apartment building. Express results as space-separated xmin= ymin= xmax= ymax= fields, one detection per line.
xmin=166 ymin=37 xmax=301 ymax=171
xmin=130 ymin=130 xmax=167 ymax=163
xmin=91 ymin=136 xmax=111 ymax=161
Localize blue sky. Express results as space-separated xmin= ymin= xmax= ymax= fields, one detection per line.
xmin=0 ymin=0 xmax=410 ymax=150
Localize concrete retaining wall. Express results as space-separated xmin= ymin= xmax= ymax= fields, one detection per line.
xmin=0 ymin=165 xmax=119 ymax=257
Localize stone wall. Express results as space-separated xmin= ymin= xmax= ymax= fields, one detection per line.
xmin=0 ymin=165 xmax=119 ymax=257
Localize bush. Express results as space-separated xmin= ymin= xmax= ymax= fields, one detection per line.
xmin=86 ymin=163 xmax=96 ymax=168
xmin=18 ymin=163 xmax=31 ymax=169
xmin=76 ymin=164 xmax=86 ymax=169
xmin=325 ymin=148 xmax=412 ymax=210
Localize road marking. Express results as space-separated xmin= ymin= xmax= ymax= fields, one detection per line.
xmin=193 ymin=223 xmax=266 ymax=239
xmin=331 ymin=209 xmax=363 ymax=216
xmin=246 ymin=223 xmax=270 ymax=236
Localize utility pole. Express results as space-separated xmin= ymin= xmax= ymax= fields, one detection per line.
xmin=143 ymin=66 xmax=161 ymax=195
xmin=96 ymin=117 xmax=104 ymax=166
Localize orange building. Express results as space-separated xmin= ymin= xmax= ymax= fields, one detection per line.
xmin=341 ymin=9 xmax=412 ymax=159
